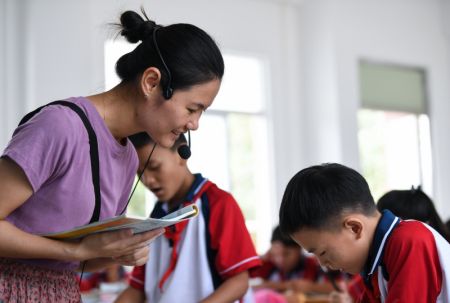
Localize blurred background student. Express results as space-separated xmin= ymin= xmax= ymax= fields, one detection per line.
xmin=252 ymin=226 xmax=343 ymax=303
xmin=377 ymin=186 xmax=450 ymax=242
xmin=77 ymin=264 xmax=127 ymax=293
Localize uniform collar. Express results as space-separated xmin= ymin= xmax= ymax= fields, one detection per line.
xmin=362 ymin=210 xmax=400 ymax=278
xmin=151 ymin=173 xmax=207 ymax=218
xmin=185 ymin=173 xmax=208 ymax=202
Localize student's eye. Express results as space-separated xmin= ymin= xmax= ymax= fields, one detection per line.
xmin=319 ymin=251 xmax=326 ymax=257
xmin=187 ymin=108 xmax=196 ymax=114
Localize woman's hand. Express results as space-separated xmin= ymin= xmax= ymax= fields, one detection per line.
xmin=75 ymin=228 xmax=164 ymax=262
xmin=111 ymin=244 xmax=150 ymax=266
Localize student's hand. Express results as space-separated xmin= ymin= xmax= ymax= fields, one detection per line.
xmin=76 ymin=228 xmax=164 ymax=261
xmin=329 ymin=281 xmax=353 ymax=303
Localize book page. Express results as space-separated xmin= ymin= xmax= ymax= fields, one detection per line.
xmin=42 ymin=204 xmax=199 ymax=240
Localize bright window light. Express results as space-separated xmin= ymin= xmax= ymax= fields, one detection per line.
xmin=358 ymin=109 xmax=432 ymax=201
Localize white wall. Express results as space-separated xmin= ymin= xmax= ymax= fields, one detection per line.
xmin=1 ymin=0 xmax=450 ymax=221
xmin=298 ymin=0 xmax=450 ymax=219
xmin=1 ymin=0 xmax=28 ymax=147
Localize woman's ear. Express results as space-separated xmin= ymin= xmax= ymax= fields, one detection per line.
xmin=140 ymin=67 xmax=162 ymax=97
xmin=343 ymin=217 xmax=364 ymax=239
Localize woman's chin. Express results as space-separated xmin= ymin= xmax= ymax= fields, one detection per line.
xmin=158 ymin=137 xmax=176 ymax=148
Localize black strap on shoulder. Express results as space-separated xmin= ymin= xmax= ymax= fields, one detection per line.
xmin=19 ymin=100 xmax=101 ymax=224
xmin=200 ymin=193 xmax=223 ymax=289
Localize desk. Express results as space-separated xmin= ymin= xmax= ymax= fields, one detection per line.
xmin=285 ymin=291 xmax=330 ymax=303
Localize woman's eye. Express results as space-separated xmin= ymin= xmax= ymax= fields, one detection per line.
xmin=319 ymin=251 xmax=326 ymax=257
xmin=187 ymin=108 xmax=196 ymax=114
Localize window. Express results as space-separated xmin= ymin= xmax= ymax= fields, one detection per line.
xmin=358 ymin=61 xmax=432 ymax=201
xmin=189 ymin=53 xmax=273 ymax=252
xmin=104 ymin=40 xmax=273 ymax=253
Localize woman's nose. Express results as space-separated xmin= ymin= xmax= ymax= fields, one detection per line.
xmin=187 ymin=113 xmax=202 ymax=131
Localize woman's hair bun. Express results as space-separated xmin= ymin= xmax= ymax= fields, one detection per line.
xmin=119 ymin=10 xmax=158 ymax=43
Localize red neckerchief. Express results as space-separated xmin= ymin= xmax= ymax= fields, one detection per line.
xmin=158 ymin=180 xmax=213 ymax=292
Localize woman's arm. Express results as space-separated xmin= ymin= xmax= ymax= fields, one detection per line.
xmin=0 ymin=157 xmax=162 ymax=264
xmin=200 ymin=271 xmax=249 ymax=303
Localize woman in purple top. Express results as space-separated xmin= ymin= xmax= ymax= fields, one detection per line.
xmin=0 ymin=9 xmax=224 ymax=302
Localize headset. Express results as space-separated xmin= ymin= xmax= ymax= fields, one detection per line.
xmin=152 ymin=26 xmax=191 ymax=160
xmin=153 ymin=27 xmax=173 ymax=100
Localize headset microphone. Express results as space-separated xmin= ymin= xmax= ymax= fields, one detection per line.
xmin=177 ymin=130 xmax=191 ymax=160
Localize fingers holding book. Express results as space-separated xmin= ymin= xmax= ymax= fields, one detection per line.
xmin=112 ymin=245 xmax=150 ymax=266
xmin=75 ymin=228 xmax=165 ymax=261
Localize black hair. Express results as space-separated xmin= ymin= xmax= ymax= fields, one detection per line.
xmin=377 ymin=187 xmax=450 ymax=242
xmin=271 ymin=226 xmax=299 ymax=248
xmin=115 ymin=9 xmax=224 ymax=95
xmin=279 ymin=163 xmax=377 ymax=235
xmin=128 ymin=132 xmax=187 ymax=152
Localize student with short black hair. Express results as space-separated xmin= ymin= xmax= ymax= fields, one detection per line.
xmin=279 ymin=163 xmax=450 ymax=302
xmin=0 ymin=8 xmax=224 ymax=302
xmin=115 ymin=133 xmax=261 ymax=303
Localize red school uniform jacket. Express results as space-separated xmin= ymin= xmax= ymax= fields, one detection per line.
xmin=358 ymin=210 xmax=450 ymax=303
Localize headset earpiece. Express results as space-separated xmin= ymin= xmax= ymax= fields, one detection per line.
xmin=163 ymin=87 xmax=173 ymax=100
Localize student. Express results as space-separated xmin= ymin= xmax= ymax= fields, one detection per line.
xmin=377 ymin=186 xmax=450 ymax=242
xmin=279 ymin=163 xmax=450 ymax=302
xmin=252 ymin=226 xmax=339 ymax=295
xmin=0 ymin=9 xmax=224 ymax=302
xmin=331 ymin=186 xmax=450 ymax=303
xmin=115 ymin=133 xmax=261 ymax=303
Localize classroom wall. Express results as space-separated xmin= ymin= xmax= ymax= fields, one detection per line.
xmin=298 ymin=0 xmax=450 ymax=220
xmin=1 ymin=0 xmax=450 ymax=221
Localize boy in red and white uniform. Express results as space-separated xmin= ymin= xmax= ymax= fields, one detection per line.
xmin=115 ymin=133 xmax=261 ymax=303
xmin=279 ymin=163 xmax=450 ymax=303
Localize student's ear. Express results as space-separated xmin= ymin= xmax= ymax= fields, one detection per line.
xmin=140 ymin=67 xmax=162 ymax=98
xmin=343 ymin=217 xmax=364 ymax=239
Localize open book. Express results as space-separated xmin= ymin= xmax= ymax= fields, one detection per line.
xmin=42 ymin=204 xmax=199 ymax=240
